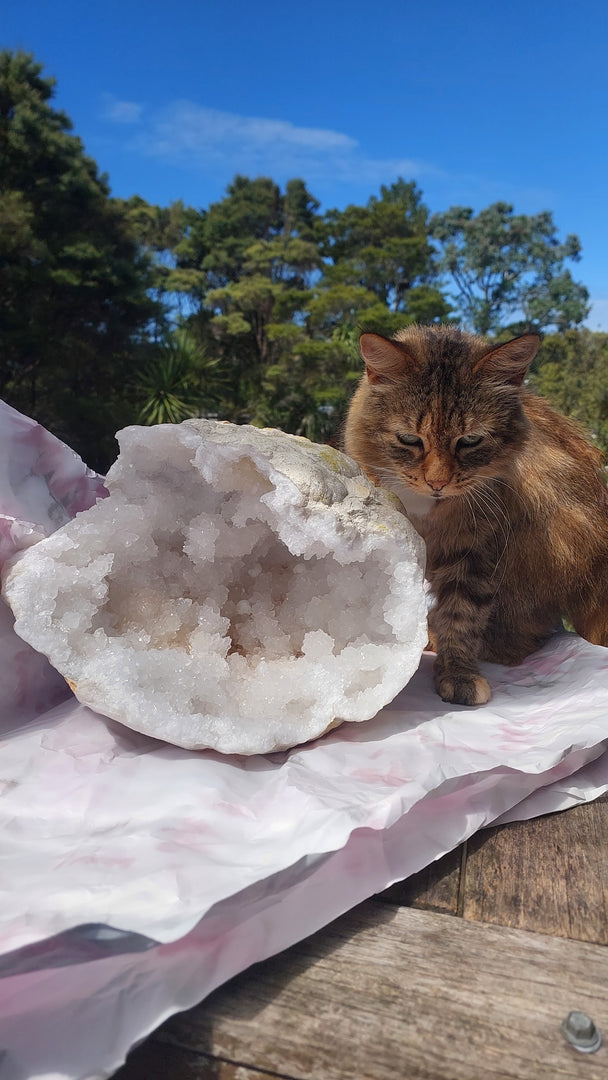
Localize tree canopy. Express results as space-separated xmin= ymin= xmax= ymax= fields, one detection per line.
xmin=0 ymin=50 xmax=602 ymax=467
xmin=0 ymin=49 xmax=158 ymax=468
xmin=529 ymin=328 xmax=608 ymax=449
xmin=431 ymin=202 xmax=589 ymax=335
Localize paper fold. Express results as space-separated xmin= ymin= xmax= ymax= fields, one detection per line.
xmin=1 ymin=398 xmax=607 ymax=1080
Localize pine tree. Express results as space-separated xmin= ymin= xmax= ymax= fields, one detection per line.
xmin=0 ymin=50 xmax=158 ymax=469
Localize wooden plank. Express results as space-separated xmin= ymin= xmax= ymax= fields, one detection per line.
xmin=140 ymin=902 xmax=608 ymax=1080
xmin=463 ymin=795 xmax=608 ymax=943
xmin=113 ymin=1039 xmax=278 ymax=1080
xmin=376 ymin=843 xmax=465 ymax=913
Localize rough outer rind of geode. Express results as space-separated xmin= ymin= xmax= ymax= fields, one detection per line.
xmin=2 ymin=420 xmax=427 ymax=754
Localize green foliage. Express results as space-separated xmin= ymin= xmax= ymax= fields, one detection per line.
xmin=0 ymin=49 xmax=158 ymax=470
xmin=171 ymin=177 xmax=454 ymax=439
xmin=119 ymin=195 xmax=202 ymax=329
xmin=530 ymin=329 xmax=608 ymax=452
xmin=136 ymin=329 xmax=225 ymax=425
xmin=431 ymin=202 xmax=589 ymax=335
xmin=0 ymin=50 xmax=599 ymax=463
xmin=175 ymin=177 xmax=324 ymax=428
xmin=320 ymin=180 xmax=451 ymax=321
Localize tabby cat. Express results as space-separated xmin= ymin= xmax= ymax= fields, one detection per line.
xmin=344 ymin=324 xmax=608 ymax=706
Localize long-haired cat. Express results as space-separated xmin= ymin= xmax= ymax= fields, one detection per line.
xmin=344 ymin=324 xmax=608 ymax=706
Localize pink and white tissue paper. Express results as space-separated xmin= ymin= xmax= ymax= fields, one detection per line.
xmin=0 ymin=397 xmax=607 ymax=1080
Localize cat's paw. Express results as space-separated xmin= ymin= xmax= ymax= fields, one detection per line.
xmin=435 ymin=673 xmax=491 ymax=706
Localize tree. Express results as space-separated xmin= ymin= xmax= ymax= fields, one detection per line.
xmin=119 ymin=196 xmax=202 ymax=336
xmin=0 ymin=50 xmax=158 ymax=469
xmin=430 ymin=202 xmax=589 ymax=335
xmin=165 ymin=177 xmax=453 ymax=441
xmin=318 ymin=180 xmax=451 ymax=327
xmin=179 ymin=175 xmax=286 ymax=294
xmin=6 ymin=53 xmax=595 ymax=465
xmin=530 ymin=329 xmax=608 ymax=452
xmin=176 ymin=176 xmax=323 ymax=424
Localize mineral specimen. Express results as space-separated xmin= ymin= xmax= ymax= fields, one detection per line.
xmin=2 ymin=421 xmax=427 ymax=754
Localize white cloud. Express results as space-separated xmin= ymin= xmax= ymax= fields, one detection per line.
xmin=122 ymin=100 xmax=435 ymax=188
xmin=140 ymin=101 xmax=358 ymax=165
xmin=101 ymin=93 xmax=143 ymax=125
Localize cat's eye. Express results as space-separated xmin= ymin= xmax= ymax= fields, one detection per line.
xmin=456 ymin=434 xmax=484 ymax=450
xmin=396 ymin=433 xmax=423 ymax=448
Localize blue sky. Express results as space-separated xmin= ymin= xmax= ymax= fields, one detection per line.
xmin=4 ymin=0 xmax=608 ymax=327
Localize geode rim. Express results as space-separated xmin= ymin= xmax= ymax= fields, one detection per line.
xmin=2 ymin=421 xmax=427 ymax=754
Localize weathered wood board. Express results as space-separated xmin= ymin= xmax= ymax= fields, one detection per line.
xmin=116 ymin=901 xmax=608 ymax=1080
xmin=463 ymin=795 xmax=608 ymax=943
xmin=378 ymin=795 xmax=608 ymax=943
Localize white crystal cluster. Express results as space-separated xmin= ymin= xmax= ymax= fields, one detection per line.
xmin=2 ymin=421 xmax=427 ymax=754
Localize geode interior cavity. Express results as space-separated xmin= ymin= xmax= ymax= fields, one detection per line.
xmin=2 ymin=421 xmax=427 ymax=754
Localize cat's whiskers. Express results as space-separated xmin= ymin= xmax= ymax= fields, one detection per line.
xmin=487 ymin=475 xmax=527 ymax=509
xmin=476 ymin=481 xmax=511 ymax=538
xmin=467 ymin=486 xmax=495 ymax=539
xmin=473 ymin=485 xmax=510 ymax=550
xmin=465 ymin=489 xmax=508 ymax=584
xmin=344 ymin=323 xmax=608 ymax=707
xmin=473 ymin=481 xmax=512 ymax=588
xmin=463 ymin=485 xmax=512 ymax=593
xmin=374 ymin=465 xmax=426 ymax=496
xmin=353 ymin=460 xmax=403 ymax=489
xmin=374 ymin=465 xmax=410 ymax=487
xmin=449 ymin=490 xmax=479 ymax=577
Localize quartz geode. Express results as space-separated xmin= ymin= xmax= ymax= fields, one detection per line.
xmin=2 ymin=421 xmax=427 ymax=754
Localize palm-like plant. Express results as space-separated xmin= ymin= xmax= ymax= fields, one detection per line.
xmin=137 ymin=329 xmax=226 ymax=425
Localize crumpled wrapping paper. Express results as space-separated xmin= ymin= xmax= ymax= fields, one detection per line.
xmin=1 ymin=397 xmax=608 ymax=1080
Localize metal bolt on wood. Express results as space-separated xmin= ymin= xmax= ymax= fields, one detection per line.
xmin=561 ymin=1010 xmax=602 ymax=1053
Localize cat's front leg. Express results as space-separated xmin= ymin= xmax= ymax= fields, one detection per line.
xmin=428 ymin=571 xmax=494 ymax=706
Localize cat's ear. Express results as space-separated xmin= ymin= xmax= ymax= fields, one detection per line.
xmin=475 ymin=333 xmax=541 ymax=386
xmin=360 ymin=333 xmax=415 ymax=384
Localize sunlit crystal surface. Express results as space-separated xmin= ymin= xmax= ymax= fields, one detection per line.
xmin=2 ymin=421 xmax=427 ymax=754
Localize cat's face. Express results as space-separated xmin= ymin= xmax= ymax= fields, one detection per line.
xmin=355 ymin=328 xmax=540 ymax=503
xmin=374 ymin=391 xmax=520 ymax=500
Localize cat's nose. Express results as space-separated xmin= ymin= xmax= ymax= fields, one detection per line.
xmin=426 ymin=479 xmax=447 ymax=493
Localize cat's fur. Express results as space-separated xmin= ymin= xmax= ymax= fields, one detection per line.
xmin=343 ymin=324 xmax=608 ymax=706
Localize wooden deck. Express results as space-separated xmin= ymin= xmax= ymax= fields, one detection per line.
xmin=115 ymin=795 xmax=608 ymax=1079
